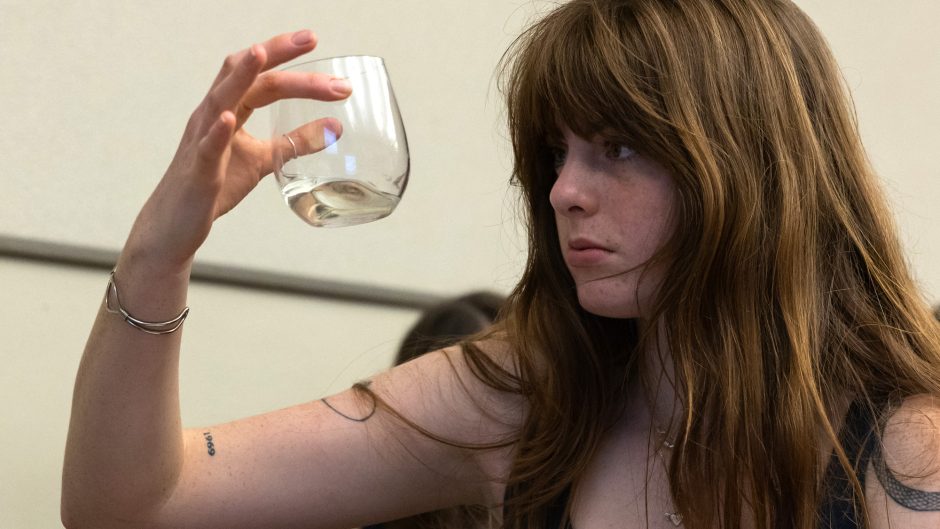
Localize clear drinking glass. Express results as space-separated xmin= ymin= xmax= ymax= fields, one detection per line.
xmin=271 ymin=56 xmax=409 ymax=227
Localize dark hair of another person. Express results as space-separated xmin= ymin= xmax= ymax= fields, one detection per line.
xmin=394 ymin=292 xmax=505 ymax=366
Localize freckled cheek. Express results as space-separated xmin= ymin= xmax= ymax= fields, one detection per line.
xmin=614 ymin=212 xmax=671 ymax=262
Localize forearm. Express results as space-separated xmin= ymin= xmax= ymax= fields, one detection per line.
xmin=61 ymin=30 xmax=339 ymax=527
xmin=62 ymin=249 xmax=192 ymax=527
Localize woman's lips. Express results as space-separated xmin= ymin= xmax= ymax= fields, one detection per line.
xmin=565 ymin=238 xmax=613 ymax=267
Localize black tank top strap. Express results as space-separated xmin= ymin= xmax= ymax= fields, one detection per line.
xmin=545 ymin=484 xmax=573 ymax=529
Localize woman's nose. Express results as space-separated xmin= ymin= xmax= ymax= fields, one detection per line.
xmin=549 ymin=159 xmax=599 ymax=217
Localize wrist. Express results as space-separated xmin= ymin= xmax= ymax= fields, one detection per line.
xmin=118 ymin=230 xmax=195 ymax=281
xmin=112 ymin=249 xmax=192 ymax=322
xmin=105 ymin=270 xmax=191 ymax=335
xmin=123 ymin=187 xmax=212 ymax=276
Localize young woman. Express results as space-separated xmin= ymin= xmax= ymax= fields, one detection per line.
xmin=62 ymin=1 xmax=940 ymax=528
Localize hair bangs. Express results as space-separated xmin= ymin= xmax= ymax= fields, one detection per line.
xmin=505 ymin=1 xmax=673 ymax=179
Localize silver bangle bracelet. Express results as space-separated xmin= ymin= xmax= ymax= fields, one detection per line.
xmin=104 ymin=270 xmax=190 ymax=335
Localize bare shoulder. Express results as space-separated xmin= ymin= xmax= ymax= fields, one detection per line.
xmin=369 ymin=336 xmax=523 ymax=503
xmin=881 ymin=394 xmax=940 ymax=485
xmin=866 ymin=394 xmax=940 ymax=528
xmin=372 ymin=336 xmax=526 ymax=443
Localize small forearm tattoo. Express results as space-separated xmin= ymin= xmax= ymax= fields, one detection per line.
xmin=203 ymin=431 xmax=216 ymax=457
xmin=873 ymin=449 xmax=940 ymax=511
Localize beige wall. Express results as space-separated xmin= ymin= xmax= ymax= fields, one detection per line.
xmin=0 ymin=258 xmax=421 ymax=528
xmin=1 ymin=1 xmax=937 ymax=527
xmin=799 ymin=0 xmax=940 ymax=301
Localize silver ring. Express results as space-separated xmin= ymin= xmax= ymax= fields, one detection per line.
xmin=284 ymin=134 xmax=299 ymax=160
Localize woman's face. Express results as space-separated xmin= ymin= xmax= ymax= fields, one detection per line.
xmin=549 ymin=126 xmax=676 ymax=319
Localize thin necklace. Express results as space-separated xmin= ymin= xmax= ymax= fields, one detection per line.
xmin=655 ymin=427 xmax=684 ymax=527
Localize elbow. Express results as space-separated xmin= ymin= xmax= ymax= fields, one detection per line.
xmin=61 ymin=504 xmax=95 ymax=529
xmin=61 ymin=486 xmax=146 ymax=529
xmin=61 ymin=464 xmax=173 ymax=529
xmin=61 ymin=474 xmax=102 ymax=529
xmin=60 ymin=479 xmax=87 ymax=529
xmin=60 ymin=510 xmax=87 ymax=529
xmin=61 ymin=505 xmax=143 ymax=529
xmin=61 ymin=494 xmax=108 ymax=529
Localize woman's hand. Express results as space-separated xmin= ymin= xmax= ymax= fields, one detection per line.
xmin=124 ymin=30 xmax=351 ymax=273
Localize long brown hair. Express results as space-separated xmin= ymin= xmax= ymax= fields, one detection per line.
xmin=486 ymin=0 xmax=940 ymax=528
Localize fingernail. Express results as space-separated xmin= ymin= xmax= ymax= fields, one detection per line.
xmin=330 ymin=78 xmax=352 ymax=94
xmin=292 ymin=30 xmax=313 ymax=46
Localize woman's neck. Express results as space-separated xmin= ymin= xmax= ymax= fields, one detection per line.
xmin=631 ymin=318 xmax=682 ymax=435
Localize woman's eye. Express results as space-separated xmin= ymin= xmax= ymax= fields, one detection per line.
xmin=551 ymin=147 xmax=567 ymax=170
xmin=604 ymin=142 xmax=636 ymax=161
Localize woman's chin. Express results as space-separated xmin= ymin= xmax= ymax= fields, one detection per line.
xmin=576 ymin=291 xmax=642 ymax=319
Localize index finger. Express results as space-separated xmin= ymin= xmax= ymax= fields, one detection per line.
xmin=210 ymin=29 xmax=318 ymax=89
xmin=257 ymin=29 xmax=319 ymax=73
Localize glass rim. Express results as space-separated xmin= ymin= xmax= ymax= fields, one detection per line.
xmin=280 ymin=55 xmax=386 ymax=72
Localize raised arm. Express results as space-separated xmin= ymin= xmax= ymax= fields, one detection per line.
xmin=61 ymin=31 xmax=518 ymax=529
